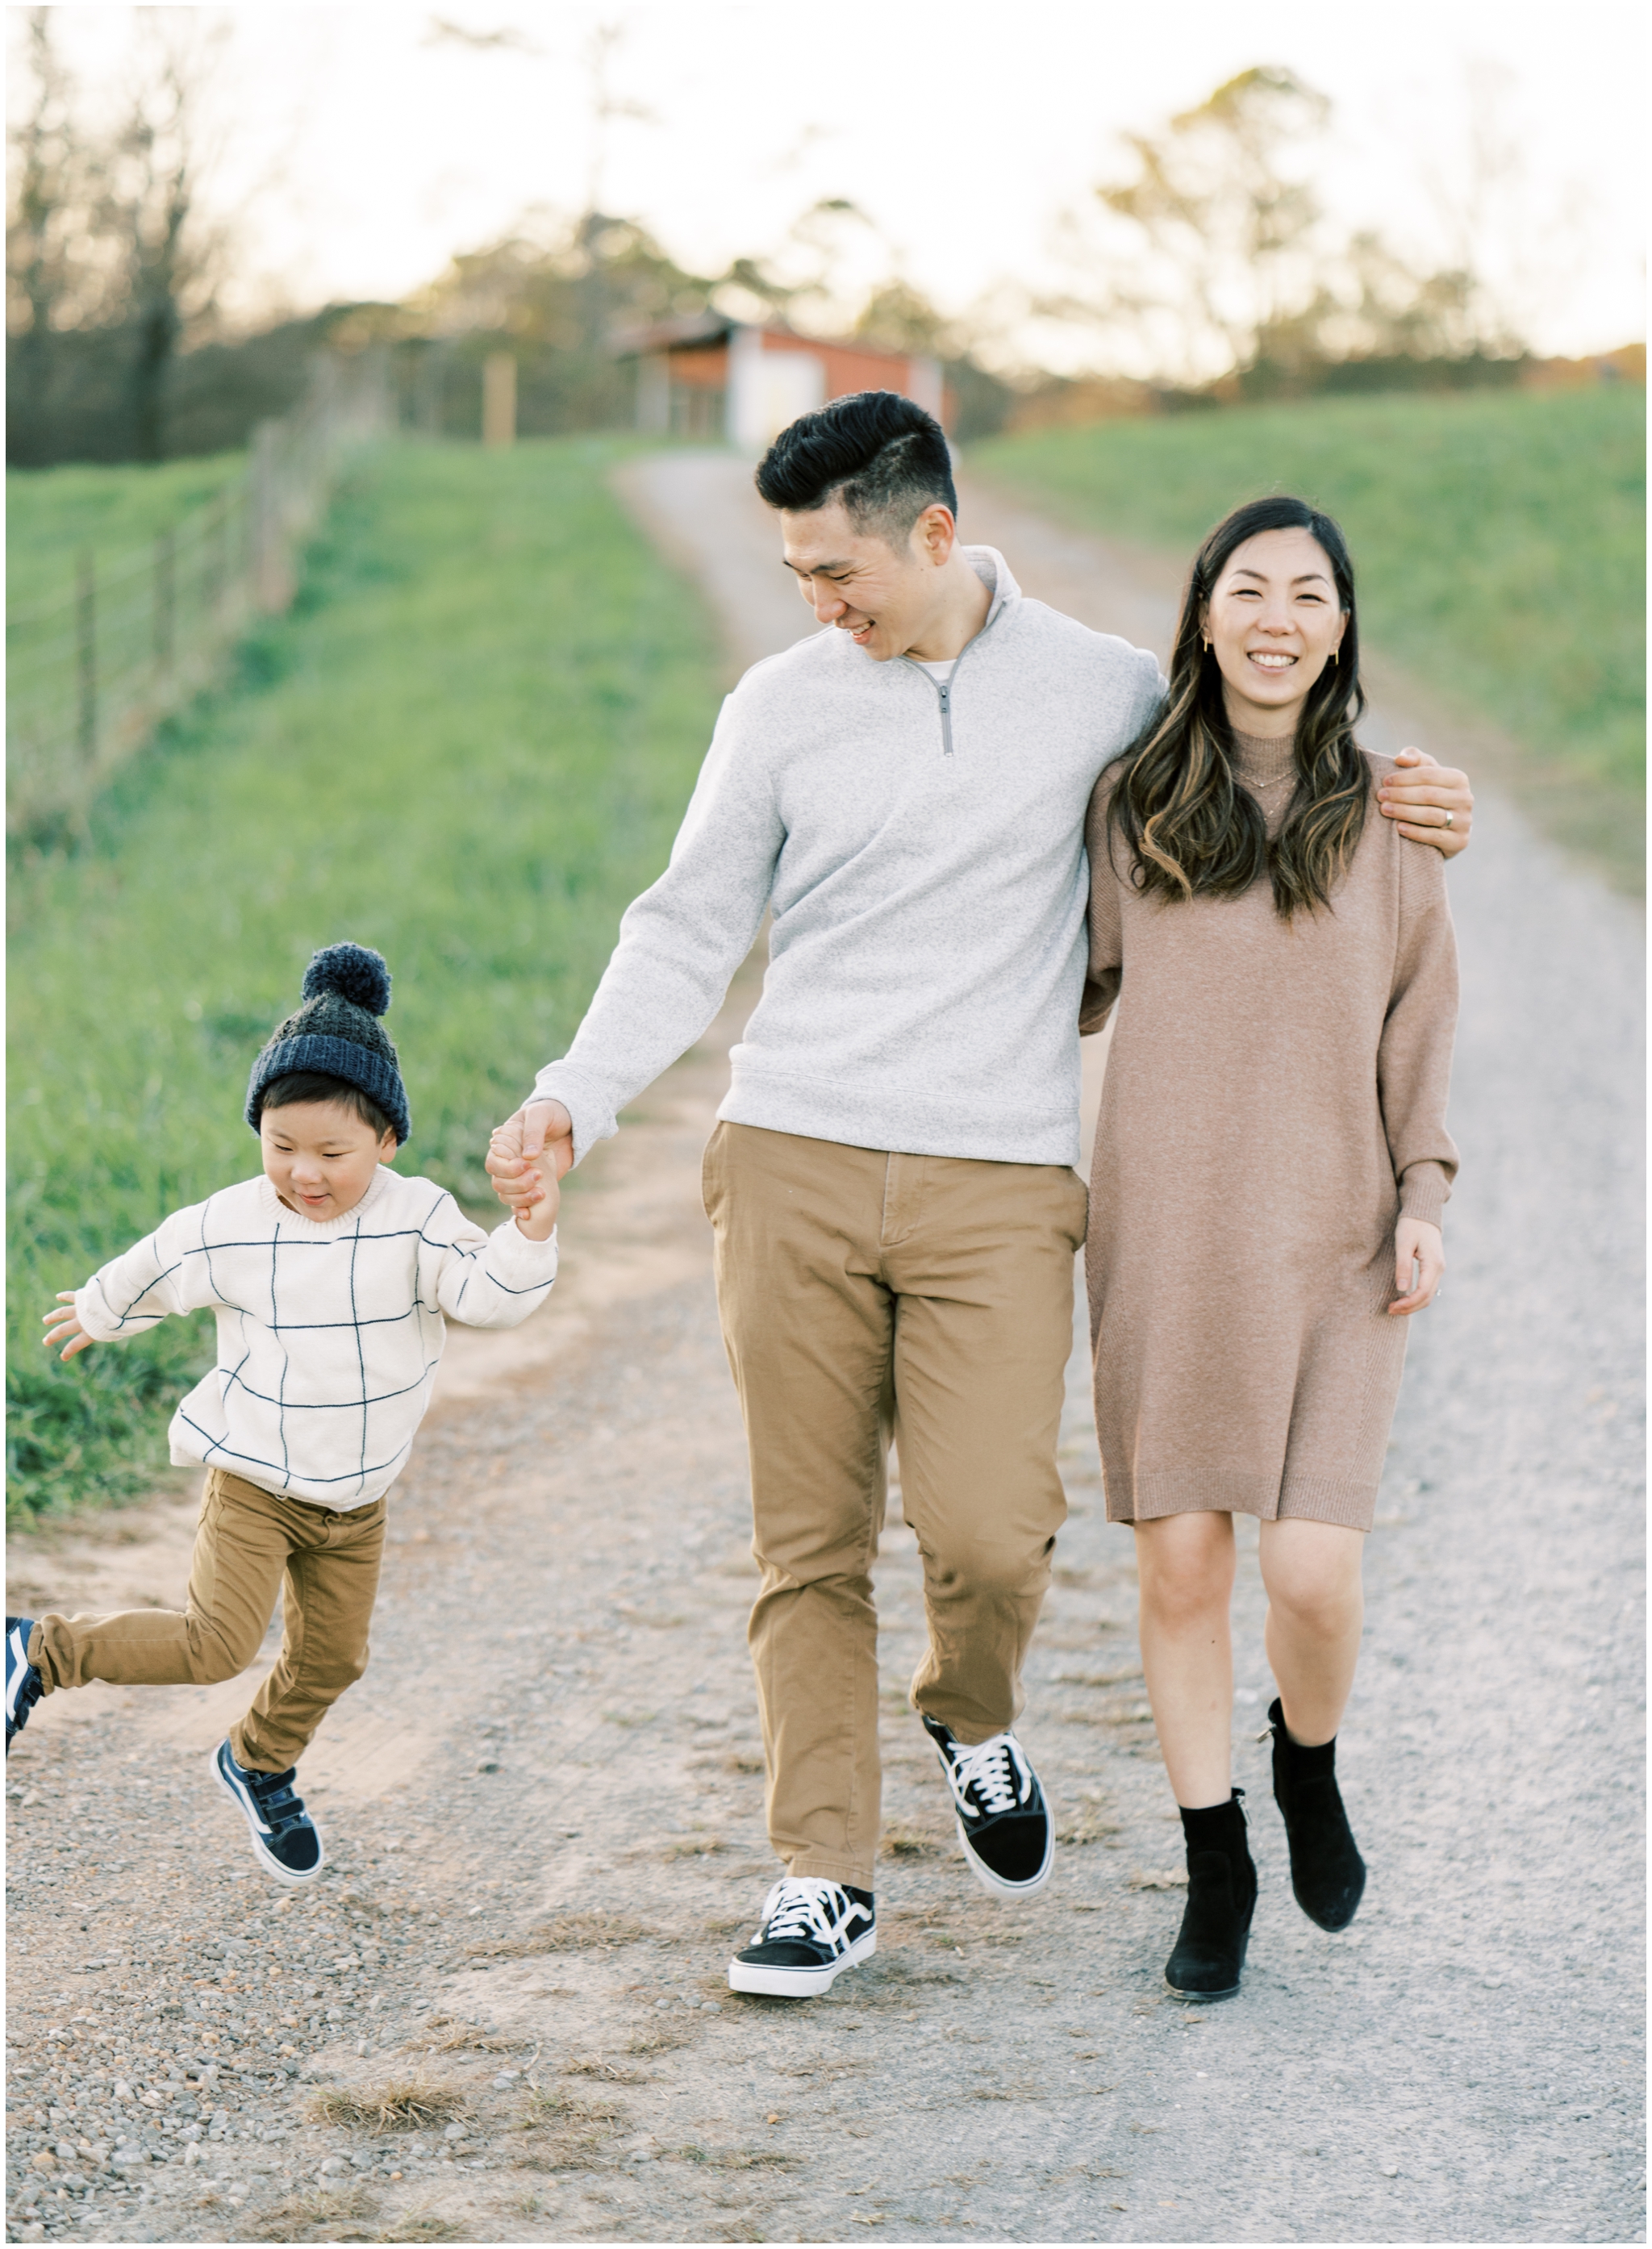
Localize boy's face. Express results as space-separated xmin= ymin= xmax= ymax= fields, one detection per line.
xmin=260 ymin=1100 xmax=397 ymax=1223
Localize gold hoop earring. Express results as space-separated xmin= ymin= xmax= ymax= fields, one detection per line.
xmin=1333 ymin=649 xmax=1339 ymax=666
xmin=1202 ymin=639 xmax=1212 ymax=653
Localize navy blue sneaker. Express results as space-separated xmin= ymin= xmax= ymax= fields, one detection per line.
xmin=728 ymin=1877 xmax=876 ymax=1998
xmin=923 ymin=1714 xmax=1054 ymax=1896
xmin=6 ymin=1617 xmax=43 ymax=1754
xmin=210 ymin=1739 xmax=324 ymax=1883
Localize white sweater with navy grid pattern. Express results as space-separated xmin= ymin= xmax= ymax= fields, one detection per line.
xmin=73 ymin=1166 xmax=557 ymax=1509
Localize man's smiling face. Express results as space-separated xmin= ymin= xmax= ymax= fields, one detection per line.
xmin=778 ymin=497 xmax=945 ymax=663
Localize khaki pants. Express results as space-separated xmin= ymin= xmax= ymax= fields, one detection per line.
xmin=703 ymin=1121 xmax=1088 ymax=1888
xmin=30 ymin=1468 xmax=386 ymax=1772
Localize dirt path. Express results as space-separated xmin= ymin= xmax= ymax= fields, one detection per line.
xmin=6 ymin=453 xmax=1642 ymax=2247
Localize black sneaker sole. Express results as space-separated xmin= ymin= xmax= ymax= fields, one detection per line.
xmin=727 ymin=1927 xmax=875 ymax=1998
xmin=6 ymin=1619 xmax=40 ymax=1752
xmin=954 ymin=1812 xmax=1055 ymax=1897
xmin=209 ymin=1746 xmax=326 ymax=1886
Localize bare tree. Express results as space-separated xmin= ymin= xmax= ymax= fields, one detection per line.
xmin=423 ymin=15 xmax=543 ymax=52
xmin=7 ymin=8 xmax=232 ymax=461
xmin=6 ymin=11 xmax=93 ymax=419
xmin=423 ymin=10 xmax=657 ymax=222
xmin=421 ymin=9 xmax=660 ymax=388
xmin=99 ymin=11 xmax=231 ymax=459
xmin=580 ymin=16 xmax=656 ymax=219
xmin=1413 ymin=59 xmax=1567 ymax=361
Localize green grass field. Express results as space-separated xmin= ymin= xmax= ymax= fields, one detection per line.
xmin=6 ymin=439 xmax=724 ymax=1521
xmin=7 ymin=451 xmax=243 ymax=611
xmin=973 ymin=386 xmax=1646 ymax=889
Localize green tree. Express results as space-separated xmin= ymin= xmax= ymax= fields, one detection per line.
xmin=1052 ymin=65 xmax=1526 ymax=390
xmin=408 ymin=209 xmax=720 ymax=436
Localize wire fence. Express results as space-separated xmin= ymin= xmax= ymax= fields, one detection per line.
xmin=6 ymin=349 xmax=392 ymax=841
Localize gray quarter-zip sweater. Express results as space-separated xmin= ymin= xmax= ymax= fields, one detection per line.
xmin=532 ymin=548 xmax=1166 ymax=1169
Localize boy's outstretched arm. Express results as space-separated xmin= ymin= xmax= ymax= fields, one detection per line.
xmin=429 ymin=1187 xmax=559 ymax=1329
xmin=42 ymin=1294 xmax=94 ymax=1360
xmin=52 ymin=1198 xmax=225 ymax=1354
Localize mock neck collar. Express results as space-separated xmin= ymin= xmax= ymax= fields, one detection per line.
xmin=256 ymin=1162 xmax=394 ymax=1237
xmin=962 ymin=544 xmax=1020 ymax=625
xmin=1229 ymin=727 xmax=1297 ymax=785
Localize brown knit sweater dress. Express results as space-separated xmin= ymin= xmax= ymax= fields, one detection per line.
xmin=1081 ymin=730 xmax=1459 ymax=1532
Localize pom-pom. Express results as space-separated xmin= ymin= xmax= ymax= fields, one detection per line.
xmin=301 ymin=942 xmax=391 ymax=1016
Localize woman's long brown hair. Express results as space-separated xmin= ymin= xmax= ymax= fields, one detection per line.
xmin=1108 ymin=495 xmax=1369 ymax=919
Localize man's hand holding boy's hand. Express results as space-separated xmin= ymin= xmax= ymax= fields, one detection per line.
xmin=43 ymin=1294 xmax=94 ymax=1359
xmin=487 ymin=1101 xmax=571 ymax=1242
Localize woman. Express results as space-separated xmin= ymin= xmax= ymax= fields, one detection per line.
xmin=1081 ymin=494 xmax=1458 ymax=2000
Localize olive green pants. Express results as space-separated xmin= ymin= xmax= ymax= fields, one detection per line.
xmin=30 ymin=1468 xmax=386 ymax=1771
xmin=703 ymin=1122 xmax=1088 ymax=1890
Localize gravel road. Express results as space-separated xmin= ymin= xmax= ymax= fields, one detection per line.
xmin=6 ymin=451 xmax=1642 ymax=2247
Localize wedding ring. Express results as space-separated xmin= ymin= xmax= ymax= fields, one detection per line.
xmin=1443 ymin=810 xmax=1454 ymax=827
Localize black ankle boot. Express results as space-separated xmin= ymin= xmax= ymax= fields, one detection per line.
xmin=1164 ymin=1791 xmax=1257 ymax=2001
xmin=1269 ymin=1697 xmax=1366 ymax=1931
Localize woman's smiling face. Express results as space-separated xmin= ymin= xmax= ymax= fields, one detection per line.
xmin=1202 ymin=526 xmax=1348 ymax=736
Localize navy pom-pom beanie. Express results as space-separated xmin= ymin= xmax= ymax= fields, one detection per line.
xmin=244 ymin=942 xmax=411 ymax=1145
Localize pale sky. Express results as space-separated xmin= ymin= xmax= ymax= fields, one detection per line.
xmin=19 ymin=1 xmax=1649 ymax=370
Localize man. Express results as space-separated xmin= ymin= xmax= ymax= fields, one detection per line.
xmin=487 ymin=391 xmax=1473 ymax=2000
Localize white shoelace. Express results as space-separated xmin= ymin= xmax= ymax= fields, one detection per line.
xmin=940 ymin=1730 xmax=1033 ymax=1821
xmin=757 ymin=1877 xmax=858 ymax=1950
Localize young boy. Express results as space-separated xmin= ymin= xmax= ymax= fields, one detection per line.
xmin=4 ymin=943 xmax=561 ymax=1885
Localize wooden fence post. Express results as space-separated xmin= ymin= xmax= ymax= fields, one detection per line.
xmin=76 ymin=550 xmax=97 ymax=766
xmin=239 ymin=469 xmax=254 ymax=582
xmin=9 ymin=351 xmax=376 ymax=841
xmin=214 ymin=492 xmax=230 ymax=615
xmin=415 ymin=341 xmax=445 ymax=437
xmin=154 ymin=528 xmax=175 ymax=674
xmin=251 ymin=420 xmax=288 ymax=611
xmin=202 ymin=490 xmax=219 ymax=620
xmin=482 ymin=352 xmax=517 ymax=447
xmin=363 ymin=342 xmax=392 ymax=437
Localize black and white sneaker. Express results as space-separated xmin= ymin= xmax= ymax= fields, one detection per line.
xmin=210 ymin=1739 xmax=324 ymax=1884
xmin=924 ymin=1714 xmax=1054 ymax=1896
xmin=728 ymin=1877 xmax=876 ymax=1998
xmin=6 ymin=1617 xmax=43 ymax=1754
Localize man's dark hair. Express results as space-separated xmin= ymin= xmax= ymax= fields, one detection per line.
xmin=259 ymin=1070 xmax=395 ymax=1141
xmin=754 ymin=390 xmax=957 ymax=545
